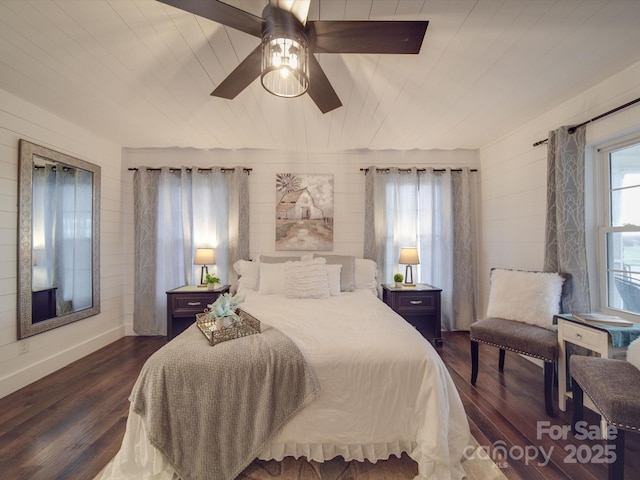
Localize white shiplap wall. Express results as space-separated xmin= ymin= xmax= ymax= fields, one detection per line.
xmin=477 ymin=59 xmax=640 ymax=317
xmin=121 ymin=147 xmax=479 ymax=332
xmin=0 ymin=89 xmax=125 ymax=399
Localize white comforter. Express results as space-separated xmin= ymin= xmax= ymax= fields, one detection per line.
xmin=104 ymin=291 xmax=470 ymax=480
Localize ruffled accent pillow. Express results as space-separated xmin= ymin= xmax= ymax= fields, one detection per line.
xmin=627 ymin=337 xmax=640 ymax=371
xmin=485 ymin=269 xmax=564 ymax=330
xmin=284 ymin=259 xmax=331 ymax=299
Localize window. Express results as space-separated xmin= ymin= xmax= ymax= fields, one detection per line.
xmin=598 ymin=137 xmax=640 ymax=316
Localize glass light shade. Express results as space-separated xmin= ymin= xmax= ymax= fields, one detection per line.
xmin=399 ymin=247 xmax=420 ymax=265
xmin=194 ymin=248 xmax=215 ymax=265
xmin=261 ymin=33 xmax=309 ymax=98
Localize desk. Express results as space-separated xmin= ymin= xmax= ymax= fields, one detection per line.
xmin=166 ymin=285 xmax=229 ymax=340
xmin=556 ymin=314 xmax=640 ymax=436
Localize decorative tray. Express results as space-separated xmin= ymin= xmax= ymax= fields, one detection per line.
xmin=196 ymin=308 xmax=261 ymax=346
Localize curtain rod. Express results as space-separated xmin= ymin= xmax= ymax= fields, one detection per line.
xmin=360 ymin=167 xmax=477 ymax=173
xmin=532 ymin=96 xmax=640 ymax=147
xmin=128 ymin=167 xmax=252 ymax=174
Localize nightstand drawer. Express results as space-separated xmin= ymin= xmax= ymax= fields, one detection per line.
xmin=166 ymin=285 xmax=230 ymax=340
xmin=174 ymin=295 xmax=211 ymax=314
xmin=561 ymin=322 xmax=603 ymax=349
xmin=394 ymin=293 xmax=437 ymax=313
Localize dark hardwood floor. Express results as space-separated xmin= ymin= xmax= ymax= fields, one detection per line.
xmin=0 ymin=331 xmax=637 ymax=480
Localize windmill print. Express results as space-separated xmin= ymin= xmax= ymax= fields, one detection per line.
xmin=275 ymin=174 xmax=334 ymax=251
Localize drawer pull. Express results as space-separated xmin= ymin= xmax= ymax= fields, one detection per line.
xmin=575 ymin=333 xmax=582 ymax=339
xmin=409 ymin=300 xmax=423 ymax=305
xmin=187 ymin=302 xmax=202 ymax=306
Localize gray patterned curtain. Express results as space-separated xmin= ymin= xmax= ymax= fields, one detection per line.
xmin=364 ymin=167 xmax=478 ymax=330
xmin=544 ymin=125 xmax=590 ymax=312
xmin=133 ymin=166 xmax=249 ymax=335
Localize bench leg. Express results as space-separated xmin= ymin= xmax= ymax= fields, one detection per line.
xmin=499 ymin=348 xmax=506 ymax=371
xmin=610 ymin=428 xmax=625 ymax=480
xmin=572 ymin=379 xmax=583 ymax=435
xmin=471 ymin=340 xmax=479 ymax=385
xmin=544 ymin=361 xmax=555 ymax=417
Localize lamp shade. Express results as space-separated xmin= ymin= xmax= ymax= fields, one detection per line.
xmin=194 ymin=248 xmax=215 ymax=265
xmin=399 ymin=247 xmax=420 ymax=265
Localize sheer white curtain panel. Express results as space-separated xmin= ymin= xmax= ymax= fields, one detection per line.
xmin=364 ymin=167 xmax=477 ymax=331
xmin=133 ymin=166 xmax=249 ymax=335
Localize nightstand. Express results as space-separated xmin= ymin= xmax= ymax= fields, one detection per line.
xmin=382 ymin=284 xmax=443 ymax=346
xmin=166 ymin=285 xmax=230 ymax=340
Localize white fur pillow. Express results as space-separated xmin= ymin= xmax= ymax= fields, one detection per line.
xmin=627 ymin=337 xmax=640 ymax=371
xmin=486 ymin=269 xmax=564 ymax=330
xmin=285 ymin=260 xmax=330 ymax=299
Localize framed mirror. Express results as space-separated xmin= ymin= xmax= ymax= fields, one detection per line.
xmin=17 ymin=140 xmax=101 ymax=339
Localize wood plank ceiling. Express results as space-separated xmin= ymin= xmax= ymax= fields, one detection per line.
xmin=1 ymin=0 xmax=640 ymax=152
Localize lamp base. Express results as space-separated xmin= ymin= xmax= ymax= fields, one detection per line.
xmin=404 ymin=264 xmax=415 ymax=286
xmin=199 ymin=265 xmax=209 ymax=285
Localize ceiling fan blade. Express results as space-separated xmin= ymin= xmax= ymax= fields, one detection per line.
xmin=211 ymin=45 xmax=262 ymax=99
xmin=307 ymin=55 xmax=342 ymax=114
xmin=158 ymin=0 xmax=263 ymax=37
xmin=270 ymin=0 xmax=311 ymax=25
xmin=309 ymin=21 xmax=428 ymax=54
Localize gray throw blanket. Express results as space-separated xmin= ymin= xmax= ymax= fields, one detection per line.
xmin=129 ymin=323 xmax=319 ymax=480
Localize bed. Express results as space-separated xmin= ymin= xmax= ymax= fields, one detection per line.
xmin=103 ymin=257 xmax=470 ymax=480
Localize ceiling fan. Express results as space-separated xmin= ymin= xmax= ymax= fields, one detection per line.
xmin=158 ymin=0 xmax=428 ymax=113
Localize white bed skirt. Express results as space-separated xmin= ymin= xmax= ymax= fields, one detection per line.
xmin=102 ymin=408 xmax=424 ymax=479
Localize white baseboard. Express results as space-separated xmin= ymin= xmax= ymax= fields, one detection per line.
xmin=0 ymin=325 xmax=126 ymax=399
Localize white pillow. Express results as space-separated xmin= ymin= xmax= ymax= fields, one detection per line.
xmin=233 ymin=259 xmax=260 ymax=293
xmin=485 ymin=269 xmax=564 ymax=330
xmin=355 ymin=258 xmax=378 ymax=295
xmin=284 ymin=261 xmax=331 ymax=299
xmin=327 ymin=264 xmax=342 ymax=296
xmin=314 ymin=254 xmax=356 ymax=291
xmin=258 ymin=263 xmax=287 ymax=295
xmin=627 ymin=337 xmax=640 ymax=371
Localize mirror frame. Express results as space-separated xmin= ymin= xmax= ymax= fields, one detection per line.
xmin=17 ymin=139 xmax=101 ymax=339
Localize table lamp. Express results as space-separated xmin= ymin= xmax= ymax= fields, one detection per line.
xmin=399 ymin=247 xmax=419 ymax=286
xmin=194 ymin=248 xmax=215 ymax=286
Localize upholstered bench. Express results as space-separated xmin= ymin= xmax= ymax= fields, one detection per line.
xmin=571 ymin=356 xmax=640 ymax=480
xmin=470 ymin=269 xmax=571 ymax=417
xmin=471 ymin=318 xmax=558 ymax=416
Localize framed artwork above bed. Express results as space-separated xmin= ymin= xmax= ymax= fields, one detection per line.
xmin=275 ymin=173 xmax=334 ymax=251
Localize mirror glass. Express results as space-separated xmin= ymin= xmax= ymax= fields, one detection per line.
xmin=18 ymin=140 xmax=101 ymax=339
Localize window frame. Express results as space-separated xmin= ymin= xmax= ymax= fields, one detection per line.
xmin=595 ymin=133 xmax=640 ymax=319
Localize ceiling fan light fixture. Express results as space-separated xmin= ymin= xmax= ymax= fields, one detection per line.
xmin=261 ymin=26 xmax=309 ymax=98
